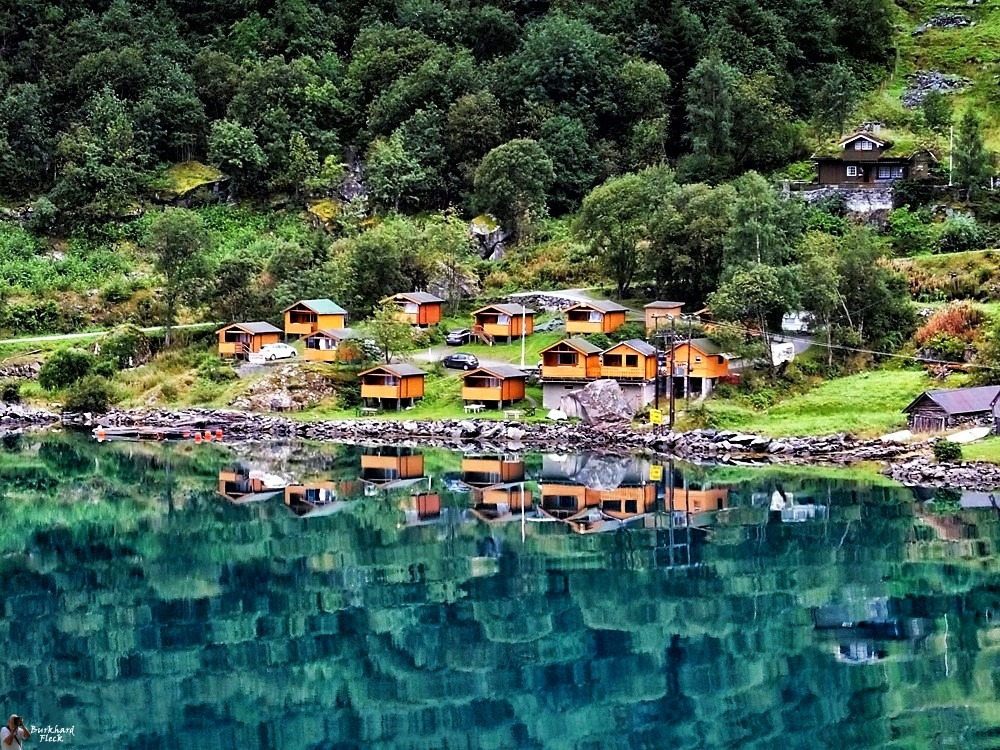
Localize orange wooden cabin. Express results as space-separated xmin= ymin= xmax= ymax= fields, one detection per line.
xmin=539 ymin=338 xmax=602 ymax=380
xmin=385 ymin=292 xmax=444 ymax=327
xmin=600 ymin=339 xmax=658 ymax=381
xmin=669 ymin=337 xmax=731 ymax=397
xmin=471 ymin=303 xmax=535 ymax=343
xmin=282 ymin=299 xmax=348 ymax=336
xmin=216 ymin=322 xmax=282 ymax=359
xmin=303 ymin=328 xmax=360 ymax=363
xmin=360 ymin=449 xmax=426 ymax=488
xmin=565 ymin=299 xmax=629 ymax=335
xmin=461 ymin=365 xmax=527 ymax=407
xmin=644 ymin=301 xmax=684 ymax=334
xmin=358 ymin=363 xmax=426 ymax=409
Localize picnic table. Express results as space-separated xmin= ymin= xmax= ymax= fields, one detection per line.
xmin=464 ymin=403 xmax=485 ymax=414
xmin=356 ymin=406 xmax=380 ymax=417
xmin=503 ymin=409 xmax=524 ymax=421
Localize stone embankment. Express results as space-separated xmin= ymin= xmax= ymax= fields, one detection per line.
xmin=886 ymin=458 xmax=1000 ymax=492
xmin=0 ymin=402 xmax=60 ymax=429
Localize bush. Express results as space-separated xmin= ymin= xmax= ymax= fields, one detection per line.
xmin=100 ymin=280 xmax=133 ymax=305
xmin=159 ymin=383 xmax=179 ymax=402
xmin=937 ymin=215 xmax=985 ymax=254
xmin=64 ymin=375 xmax=117 ymax=413
xmin=99 ymin=325 xmax=152 ymax=369
xmin=914 ymin=302 xmax=985 ymax=347
xmin=886 ymin=206 xmax=933 ymax=255
xmin=920 ymin=332 xmax=967 ymax=361
xmin=26 ymin=197 xmax=58 ymax=235
xmin=608 ymin=322 xmax=647 ymax=343
xmin=0 ymin=379 xmax=22 ymax=403
xmin=197 ymin=355 xmax=238 ymax=383
xmin=932 ymin=440 xmax=962 ymax=463
xmin=38 ymin=348 xmax=94 ymax=390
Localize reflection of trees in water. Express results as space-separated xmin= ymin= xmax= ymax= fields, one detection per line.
xmin=1 ymin=437 xmax=1000 ymax=747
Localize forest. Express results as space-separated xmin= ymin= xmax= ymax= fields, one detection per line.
xmin=0 ymin=0 xmax=893 ymax=220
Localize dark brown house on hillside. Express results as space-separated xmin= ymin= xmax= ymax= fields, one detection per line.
xmin=902 ymin=386 xmax=1000 ymax=432
xmin=813 ymin=132 xmax=937 ymax=187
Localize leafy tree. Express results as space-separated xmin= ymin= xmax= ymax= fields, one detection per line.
xmin=64 ymin=375 xmax=117 ymax=413
xmin=0 ymin=83 xmax=53 ymax=195
xmin=577 ymin=168 xmax=673 ymax=297
xmin=363 ymin=300 xmax=414 ymax=363
xmin=474 ymin=139 xmax=554 ymax=238
xmin=538 ymin=116 xmax=599 ymax=213
xmin=683 ymin=54 xmax=736 ymax=182
xmin=937 ymin=215 xmax=984 ymax=254
xmin=285 ymin=131 xmax=321 ymax=198
xmin=797 ymin=233 xmax=843 ymax=367
xmin=953 ymin=109 xmax=995 ymax=201
xmin=208 ymin=120 xmax=267 ymax=198
xmin=39 ymin=348 xmax=94 ymax=390
xmin=886 ymin=206 xmax=933 ymax=255
xmin=725 ymin=172 xmax=802 ymax=267
xmin=145 ymin=209 xmax=210 ymax=346
xmin=812 ymin=63 xmax=858 ymax=136
xmin=366 ymin=132 xmax=426 ymax=212
xmin=921 ymin=91 xmax=952 ymax=135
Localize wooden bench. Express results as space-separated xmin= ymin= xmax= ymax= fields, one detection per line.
xmin=503 ymin=409 xmax=524 ymax=421
xmin=464 ymin=403 xmax=485 ymax=414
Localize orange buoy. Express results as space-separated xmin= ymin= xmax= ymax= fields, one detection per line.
xmin=194 ymin=432 xmax=202 ymax=444
xmin=182 ymin=431 xmax=190 ymax=439
xmin=215 ymin=429 xmax=224 ymax=441
xmin=204 ymin=430 xmax=213 ymax=442
xmin=95 ymin=428 xmax=106 ymax=442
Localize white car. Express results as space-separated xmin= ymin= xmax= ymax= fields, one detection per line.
xmin=260 ymin=343 xmax=298 ymax=361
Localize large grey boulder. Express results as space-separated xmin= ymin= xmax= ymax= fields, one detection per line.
xmin=559 ymin=379 xmax=635 ymax=427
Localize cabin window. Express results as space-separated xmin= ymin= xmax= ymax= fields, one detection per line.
xmin=695 ymin=356 xmax=703 ymax=362
xmin=853 ymin=140 xmax=873 ymax=151
xmin=846 ymin=166 xmax=858 ymax=177
xmin=891 ymin=167 xmax=904 ymax=178
xmin=223 ymin=330 xmax=248 ymax=343
xmin=625 ymin=354 xmax=639 ymax=368
xmin=497 ymin=314 xmax=511 ymax=324
xmin=878 ymin=166 xmax=903 ymax=179
xmin=625 ymin=500 xmax=638 ymax=514
xmin=588 ymin=311 xmax=603 ymax=322
xmin=603 ymin=354 xmax=623 ymax=367
xmin=602 ymin=500 xmax=622 ymax=512
xmin=554 ymin=352 xmax=577 ymax=365
xmin=402 ymin=302 xmax=418 ymax=314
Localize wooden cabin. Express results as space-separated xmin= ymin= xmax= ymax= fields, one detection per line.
xmin=216 ymin=322 xmax=282 ymax=359
xmin=471 ymin=303 xmax=535 ymax=343
xmin=670 ymin=337 xmax=731 ymax=397
xmin=217 ymin=468 xmax=283 ymax=504
xmin=461 ymin=455 xmax=526 ymax=489
xmin=644 ymin=301 xmax=684 ymax=334
xmin=303 ymin=328 xmax=360 ymax=363
xmin=360 ymin=449 xmax=426 ymax=488
xmin=461 ymin=365 xmax=527 ymax=408
xmin=539 ymin=483 xmax=600 ymax=520
xmin=540 ymin=338 xmax=602 ymax=380
xmin=600 ymin=339 xmax=657 ymax=381
xmin=282 ymin=299 xmax=348 ymax=336
xmin=812 ymin=132 xmax=938 ymax=187
xmin=384 ymin=292 xmax=445 ymax=327
xmin=903 ymin=385 xmax=1000 ymax=432
xmin=565 ymin=300 xmax=629 ymax=335
xmin=598 ymin=484 xmax=656 ymax=519
xmin=358 ymin=363 xmax=426 ymax=409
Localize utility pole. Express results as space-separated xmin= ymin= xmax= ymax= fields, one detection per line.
xmin=685 ymin=315 xmax=693 ymax=406
xmin=949 ymin=125 xmax=954 ymax=187
xmin=668 ymin=315 xmax=676 ymax=428
xmin=520 ymin=303 xmax=526 ymax=369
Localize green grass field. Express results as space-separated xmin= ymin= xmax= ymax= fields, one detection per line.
xmin=700 ymin=369 xmax=935 ymax=437
xmin=962 ymin=438 xmax=1000 ymax=463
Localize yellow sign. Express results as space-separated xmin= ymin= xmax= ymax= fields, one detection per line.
xmin=649 ymin=408 xmax=663 ymax=425
xmin=649 ymin=465 xmax=663 ymax=482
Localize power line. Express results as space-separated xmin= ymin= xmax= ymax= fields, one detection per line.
xmin=703 ymin=319 xmax=1000 ymax=372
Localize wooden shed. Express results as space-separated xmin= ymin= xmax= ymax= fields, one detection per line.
xmin=283 ymin=299 xmax=348 ymax=336
xmin=540 ymin=338 xmax=602 ymax=380
xmin=565 ymin=299 xmax=629 ymax=335
xmin=385 ymin=292 xmax=445 ymax=327
xmin=644 ymin=301 xmax=684 ymax=333
xmin=216 ymin=322 xmax=282 ymax=359
xmin=359 ymin=363 xmax=426 ymax=409
xmin=903 ymin=385 xmax=1000 ymax=432
xmin=600 ymin=339 xmax=658 ymax=381
xmin=670 ymin=337 xmax=731 ymax=397
xmin=303 ymin=328 xmax=360 ymax=363
xmin=471 ymin=303 xmax=535 ymax=343
xmin=461 ymin=365 xmax=527 ymax=408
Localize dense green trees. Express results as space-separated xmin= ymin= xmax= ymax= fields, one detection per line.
xmin=0 ymin=0 xmax=894 ymax=223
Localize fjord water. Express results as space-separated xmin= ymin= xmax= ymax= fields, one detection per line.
xmin=1 ymin=433 xmax=998 ymax=749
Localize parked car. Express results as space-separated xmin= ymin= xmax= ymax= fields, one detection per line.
xmin=442 ymin=352 xmax=479 ymax=370
xmin=446 ymin=328 xmax=473 ymax=345
xmin=260 ymin=343 xmax=298 ymax=361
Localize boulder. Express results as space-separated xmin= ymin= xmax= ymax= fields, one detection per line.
xmin=558 ymin=380 xmax=636 ymax=427
xmin=547 ymin=409 xmax=568 ymax=421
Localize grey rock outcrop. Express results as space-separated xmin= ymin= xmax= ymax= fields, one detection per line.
xmin=559 ymin=380 xmax=635 ymax=427
xmin=902 ymin=71 xmax=972 ymax=107
xmin=913 ymin=13 xmax=971 ymax=35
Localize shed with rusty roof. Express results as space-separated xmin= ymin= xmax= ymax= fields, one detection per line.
xmin=903 ymin=385 xmax=1000 ymax=432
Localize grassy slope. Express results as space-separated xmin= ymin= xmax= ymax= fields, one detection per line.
xmin=701 ymin=369 xmax=934 ymax=437
xmin=874 ymin=0 xmax=1000 ymax=150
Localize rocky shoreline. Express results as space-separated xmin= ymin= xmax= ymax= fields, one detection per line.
xmin=4 ymin=403 xmax=997 ymax=491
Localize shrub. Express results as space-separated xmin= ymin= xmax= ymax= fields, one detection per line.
xmin=38 ymin=348 xmax=94 ymax=390
xmin=920 ymin=333 xmax=967 ymax=361
xmin=197 ymin=355 xmax=238 ymax=383
xmin=159 ymin=383 xmax=179 ymax=402
xmin=932 ymin=440 xmax=962 ymax=463
xmin=0 ymin=379 xmax=22 ymax=403
xmin=26 ymin=197 xmax=58 ymax=235
xmin=886 ymin=206 xmax=933 ymax=255
xmin=914 ymin=302 xmax=985 ymax=347
xmin=608 ymin=322 xmax=647 ymax=343
xmin=99 ymin=325 xmax=152 ymax=369
xmin=64 ymin=375 xmax=117 ymax=413
xmin=100 ymin=279 xmax=132 ymax=305
xmin=937 ymin=215 xmax=985 ymax=254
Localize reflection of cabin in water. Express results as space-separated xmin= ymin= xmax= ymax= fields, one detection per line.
xmin=284 ymin=481 xmax=358 ymax=518
xmin=400 ymin=492 xmax=442 ymax=526
xmin=217 ymin=467 xmax=285 ymax=503
xmin=461 ymin=455 xmax=532 ymax=520
xmin=461 ymin=455 xmax=526 ymax=488
xmin=539 ymin=454 xmax=653 ymax=520
xmin=360 ymin=448 xmax=427 ymax=491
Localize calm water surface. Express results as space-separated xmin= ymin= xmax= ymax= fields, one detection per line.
xmin=0 ymin=433 xmax=998 ymax=749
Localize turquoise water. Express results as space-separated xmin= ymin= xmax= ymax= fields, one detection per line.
xmin=0 ymin=433 xmax=998 ymax=748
